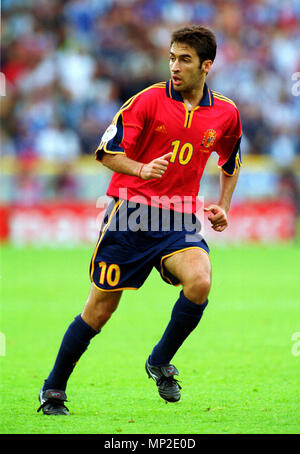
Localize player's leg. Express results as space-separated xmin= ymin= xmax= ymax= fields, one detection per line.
xmin=81 ymin=283 xmax=123 ymax=331
xmin=146 ymin=248 xmax=211 ymax=402
xmin=38 ymin=285 xmax=122 ymax=415
xmin=149 ymin=247 xmax=211 ymax=365
xmin=164 ymin=247 xmax=211 ymax=304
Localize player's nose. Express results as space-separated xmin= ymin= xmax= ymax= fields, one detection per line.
xmin=170 ymin=59 xmax=180 ymax=72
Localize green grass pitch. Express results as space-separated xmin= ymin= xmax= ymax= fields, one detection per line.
xmin=0 ymin=242 xmax=299 ymax=434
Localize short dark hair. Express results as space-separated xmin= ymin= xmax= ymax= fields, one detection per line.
xmin=170 ymin=25 xmax=217 ymax=66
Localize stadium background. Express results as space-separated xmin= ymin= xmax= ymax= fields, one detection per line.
xmin=1 ymin=0 xmax=299 ymax=244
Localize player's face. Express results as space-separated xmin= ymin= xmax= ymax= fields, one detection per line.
xmin=169 ymin=42 xmax=210 ymax=93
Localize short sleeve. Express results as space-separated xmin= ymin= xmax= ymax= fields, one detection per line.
xmin=216 ymin=108 xmax=242 ymax=176
xmin=95 ymin=95 xmax=147 ymax=161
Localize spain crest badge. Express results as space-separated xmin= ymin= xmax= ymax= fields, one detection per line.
xmin=201 ymin=129 xmax=217 ymax=150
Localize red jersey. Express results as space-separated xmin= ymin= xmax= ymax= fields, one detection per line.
xmin=95 ymin=80 xmax=242 ymax=213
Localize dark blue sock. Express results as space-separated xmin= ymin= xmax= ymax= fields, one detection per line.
xmin=149 ymin=291 xmax=208 ymax=366
xmin=43 ymin=315 xmax=99 ymax=391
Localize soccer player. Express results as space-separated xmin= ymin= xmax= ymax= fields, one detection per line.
xmin=37 ymin=25 xmax=242 ymax=415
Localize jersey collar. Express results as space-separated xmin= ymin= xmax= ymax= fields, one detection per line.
xmin=166 ymin=80 xmax=214 ymax=107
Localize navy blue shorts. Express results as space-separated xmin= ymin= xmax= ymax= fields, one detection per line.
xmin=89 ymin=198 xmax=210 ymax=291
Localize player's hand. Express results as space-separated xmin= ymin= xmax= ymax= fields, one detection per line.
xmin=204 ymin=204 xmax=228 ymax=232
xmin=139 ymin=152 xmax=172 ymax=180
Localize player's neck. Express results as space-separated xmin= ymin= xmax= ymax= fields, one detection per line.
xmin=181 ymin=77 xmax=206 ymax=111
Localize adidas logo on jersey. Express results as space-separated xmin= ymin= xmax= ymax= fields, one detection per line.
xmin=155 ymin=124 xmax=167 ymax=134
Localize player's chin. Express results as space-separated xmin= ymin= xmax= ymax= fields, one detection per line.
xmin=173 ymin=80 xmax=184 ymax=91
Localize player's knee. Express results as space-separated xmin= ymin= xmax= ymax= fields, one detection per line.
xmin=183 ymin=272 xmax=211 ymax=304
xmin=93 ymin=298 xmax=119 ymax=327
xmin=83 ymin=289 xmax=121 ymax=330
xmin=87 ymin=303 xmax=117 ymax=330
xmin=94 ymin=310 xmax=113 ymax=328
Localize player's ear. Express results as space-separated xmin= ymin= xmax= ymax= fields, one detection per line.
xmin=201 ymin=60 xmax=213 ymax=75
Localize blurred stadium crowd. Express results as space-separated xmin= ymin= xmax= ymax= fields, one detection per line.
xmin=1 ymin=0 xmax=300 ymax=202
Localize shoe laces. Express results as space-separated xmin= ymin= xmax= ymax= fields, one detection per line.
xmin=37 ymin=397 xmax=69 ymax=413
xmin=157 ymin=376 xmax=182 ymax=390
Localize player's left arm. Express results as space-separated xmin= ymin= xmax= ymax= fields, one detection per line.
xmin=204 ymin=167 xmax=240 ymax=232
xmin=205 ymin=105 xmax=242 ymax=232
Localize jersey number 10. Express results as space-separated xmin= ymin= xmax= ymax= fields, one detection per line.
xmin=98 ymin=261 xmax=121 ymax=287
xmin=170 ymin=140 xmax=193 ymax=166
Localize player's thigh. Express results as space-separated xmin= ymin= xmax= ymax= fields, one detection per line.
xmin=82 ymin=284 xmax=123 ymax=330
xmin=163 ymin=248 xmax=212 ymax=289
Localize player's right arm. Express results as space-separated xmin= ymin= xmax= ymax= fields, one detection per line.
xmin=95 ymin=86 xmax=171 ymax=180
xmin=101 ymin=152 xmax=172 ymax=180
